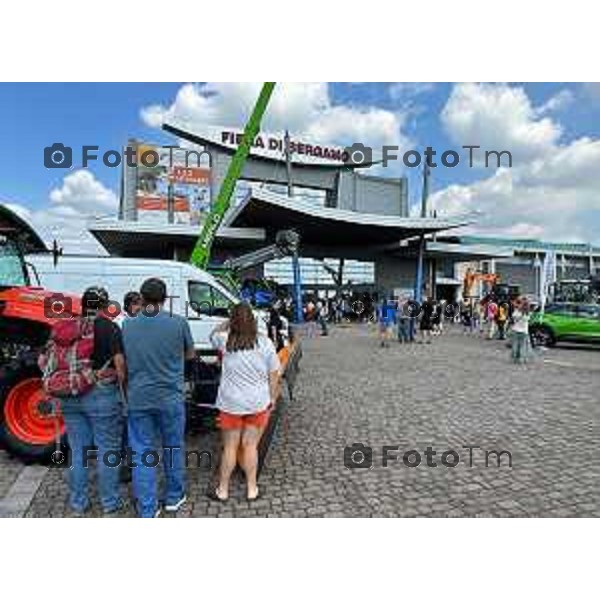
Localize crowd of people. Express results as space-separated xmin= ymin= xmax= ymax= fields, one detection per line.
xmin=332 ymin=292 xmax=534 ymax=364
xmin=39 ymin=278 xmax=281 ymax=517
xmin=456 ymin=296 xmax=533 ymax=363
xmin=282 ymin=286 xmax=535 ymax=367
xmin=41 ymin=278 xmax=535 ymax=516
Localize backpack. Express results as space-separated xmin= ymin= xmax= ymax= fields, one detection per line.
xmin=497 ymin=305 xmax=508 ymax=322
xmin=38 ymin=317 xmax=114 ymax=398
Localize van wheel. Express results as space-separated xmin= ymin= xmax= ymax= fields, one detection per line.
xmin=0 ymin=361 xmax=65 ymax=463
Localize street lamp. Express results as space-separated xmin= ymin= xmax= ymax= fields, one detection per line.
xmin=533 ymin=255 xmax=542 ymax=304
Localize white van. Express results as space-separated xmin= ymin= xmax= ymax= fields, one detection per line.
xmin=26 ymin=254 xmax=268 ymax=356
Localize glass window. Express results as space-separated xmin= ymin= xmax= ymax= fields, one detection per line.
xmin=576 ymin=305 xmax=600 ymax=318
xmin=545 ymin=303 xmax=576 ymax=316
xmin=0 ymin=237 xmax=26 ymax=287
xmin=188 ymin=281 xmax=233 ymax=317
xmin=188 ymin=282 xmax=212 ymax=315
xmin=212 ymin=287 xmax=233 ymax=312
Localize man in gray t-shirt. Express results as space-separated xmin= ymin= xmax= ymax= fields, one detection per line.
xmin=122 ymin=278 xmax=194 ymax=518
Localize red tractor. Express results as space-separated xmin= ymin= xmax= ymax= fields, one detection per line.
xmin=0 ymin=204 xmax=80 ymax=462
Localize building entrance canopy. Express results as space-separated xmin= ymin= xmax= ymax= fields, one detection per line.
xmin=223 ymin=186 xmax=467 ymax=260
xmin=90 ymin=185 xmax=468 ymax=263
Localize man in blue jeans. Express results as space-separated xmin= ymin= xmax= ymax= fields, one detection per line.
xmin=122 ymin=278 xmax=195 ymax=518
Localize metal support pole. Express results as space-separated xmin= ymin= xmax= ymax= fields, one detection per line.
xmin=411 ymin=163 xmax=430 ymax=338
xmin=167 ymin=180 xmax=174 ymax=225
xmin=415 ymin=235 xmax=425 ymax=304
xmin=292 ymin=251 xmax=303 ymax=323
xmin=284 ymin=129 xmax=294 ymax=198
xmin=416 ymin=162 xmax=430 ymax=303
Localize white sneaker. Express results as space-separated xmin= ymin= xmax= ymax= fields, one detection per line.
xmin=165 ymin=495 xmax=187 ymax=512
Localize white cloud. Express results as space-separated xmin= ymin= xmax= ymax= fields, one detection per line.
xmin=49 ymin=169 xmax=117 ymax=213
xmin=441 ymin=83 xmax=562 ymax=163
xmin=433 ymin=83 xmax=600 ymax=244
xmin=6 ymin=170 xmax=117 ymax=254
xmin=536 ymin=88 xmax=575 ymax=115
xmin=141 ymin=82 xmax=410 ymax=157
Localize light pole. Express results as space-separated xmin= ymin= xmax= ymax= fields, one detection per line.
xmin=284 ymin=130 xmax=303 ymax=323
xmin=534 ymin=254 xmax=542 ymax=304
xmin=415 ymin=162 xmax=430 ymax=304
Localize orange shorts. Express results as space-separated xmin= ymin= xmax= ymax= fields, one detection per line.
xmin=218 ymin=408 xmax=271 ymax=431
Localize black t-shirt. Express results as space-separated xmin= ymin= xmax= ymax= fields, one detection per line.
xmin=92 ymin=316 xmax=124 ymax=370
xmin=421 ymin=301 xmax=435 ymax=324
xmin=267 ymin=312 xmax=284 ymax=352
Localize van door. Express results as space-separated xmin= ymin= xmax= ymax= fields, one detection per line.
xmin=187 ymin=280 xmax=234 ymax=356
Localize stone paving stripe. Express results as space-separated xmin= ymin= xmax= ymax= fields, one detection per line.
xmin=543 ymin=358 xmax=599 ymax=371
xmin=0 ymin=466 xmax=48 ymax=518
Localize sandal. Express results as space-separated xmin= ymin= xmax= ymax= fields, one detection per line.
xmin=247 ymin=486 xmax=264 ymax=502
xmin=206 ymin=487 xmax=228 ymax=503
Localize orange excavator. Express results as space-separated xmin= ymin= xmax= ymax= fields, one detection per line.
xmin=463 ymin=268 xmax=521 ymax=303
xmin=462 ymin=268 xmax=499 ymax=299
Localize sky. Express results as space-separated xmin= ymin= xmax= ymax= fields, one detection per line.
xmin=1 ymin=82 xmax=599 ymax=252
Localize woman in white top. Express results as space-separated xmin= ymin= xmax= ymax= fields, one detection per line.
xmin=208 ymin=303 xmax=281 ymax=502
xmin=511 ymin=298 xmax=531 ymax=364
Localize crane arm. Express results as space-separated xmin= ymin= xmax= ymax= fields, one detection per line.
xmin=223 ymin=230 xmax=300 ymax=272
xmin=190 ymin=82 xmax=276 ymax=269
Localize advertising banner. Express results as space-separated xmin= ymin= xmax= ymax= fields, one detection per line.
xmin=129 ymin=142 xmax=211 ymax=226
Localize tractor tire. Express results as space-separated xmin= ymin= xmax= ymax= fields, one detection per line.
xmin=0 ymin=360 xmax=64 ymax=463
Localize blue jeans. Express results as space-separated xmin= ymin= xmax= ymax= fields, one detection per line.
xmin=128 ymin=402 xmax=186 ymax=517
xmin=511 ymin=331 xmax=529 ymax=364
xmin=397 ymin=319 xmax=413 ymax=342
xmin=61 ymin=384 xmax=123 ymax=512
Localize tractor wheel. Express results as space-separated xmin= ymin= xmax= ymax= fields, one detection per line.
xmin=0 ymin=361 xmax=64 ymax=463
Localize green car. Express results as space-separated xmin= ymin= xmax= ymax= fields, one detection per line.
xmin=530 ymin=303 xmax=600 ymax=347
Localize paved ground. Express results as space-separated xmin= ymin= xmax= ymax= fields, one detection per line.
xmin=2 ymin=323 xmax=600 ymax=517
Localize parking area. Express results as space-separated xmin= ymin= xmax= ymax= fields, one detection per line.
xmin=1 ymin=323 xmax=599 ymax=517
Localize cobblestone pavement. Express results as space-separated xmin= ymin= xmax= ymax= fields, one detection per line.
xmin=0 ymin=453 xmax=25 ymax=500
xmin=3 ymin=324 xmax=600 ymax=517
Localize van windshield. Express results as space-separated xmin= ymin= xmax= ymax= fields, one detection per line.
xmin=0 ymin=237 xmax=27 ymax=287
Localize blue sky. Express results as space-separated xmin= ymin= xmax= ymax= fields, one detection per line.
xmin=0 ymin=83 xmax=182 ymax=209
xmin=1 ymin=82 xmax=599 ymax=248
